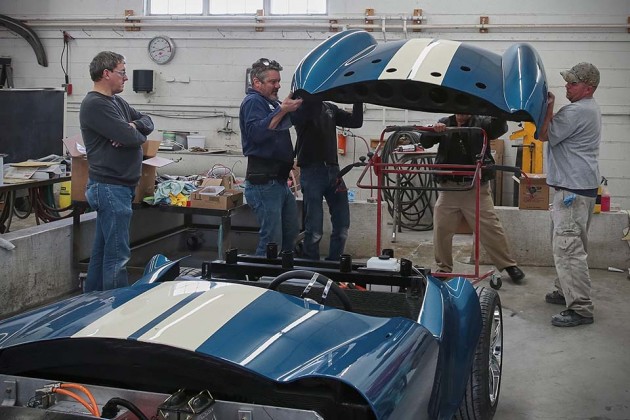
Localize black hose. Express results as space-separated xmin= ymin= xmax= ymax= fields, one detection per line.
xmin=101 ymin=397 xmax=149 ymax=420
xmin=380 ymin=130 xmax=435 ymax=231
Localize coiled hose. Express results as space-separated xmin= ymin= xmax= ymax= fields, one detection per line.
xmin=379 ymin=130 xmax=435 ymax=231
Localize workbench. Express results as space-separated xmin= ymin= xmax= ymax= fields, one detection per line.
xmin=0 ymin=175 xmax=72 ymax=233
xmin=72 ymin=201 xmax=251 ymax=274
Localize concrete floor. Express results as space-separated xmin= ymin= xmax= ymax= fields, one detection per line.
xmin=6 ymin=215 xmax=630 ymax=419
xmin=389 ymin=230 xmax=630 ymax=420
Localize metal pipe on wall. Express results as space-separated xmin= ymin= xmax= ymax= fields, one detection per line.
xmin=14 ymin=17 xmax=630 ymax=32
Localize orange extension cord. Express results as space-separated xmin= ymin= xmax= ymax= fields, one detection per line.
xmin=51 ymin=383 xmax=100 ymax=417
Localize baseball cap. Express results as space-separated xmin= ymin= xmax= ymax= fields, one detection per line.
xmin=560 ymin=62 xmax=600 ymax=87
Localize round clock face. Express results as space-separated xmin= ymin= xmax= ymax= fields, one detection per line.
xmin=148 ymin=36 xmax=175 ymax=64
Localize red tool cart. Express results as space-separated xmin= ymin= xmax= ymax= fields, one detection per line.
xmin=356 ymin=125 xmax=527 ymax=290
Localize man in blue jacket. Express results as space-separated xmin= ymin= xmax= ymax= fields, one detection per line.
xmin=239 ymin=58 xmax=302 ymax=255
xmin=80 ymin=51 xmax=154 ymax=292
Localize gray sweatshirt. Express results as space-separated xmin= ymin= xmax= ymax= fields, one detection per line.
xmin=547 ymin=97 xmax=601 ymax=191
xmin=79 ymin=91 xmax=154 ymax=186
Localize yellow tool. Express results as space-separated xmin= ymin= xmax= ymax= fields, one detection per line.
xmin=509 ymin=122 xmax=543 ymax=174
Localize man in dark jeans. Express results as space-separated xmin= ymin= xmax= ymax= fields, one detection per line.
xmin=422 ymin=114 xmax=525 ymax=283
xmin=292 ymin=100 xmax=363 ymax=260
xmin=239 ymin=58 xmax=302 ymax=256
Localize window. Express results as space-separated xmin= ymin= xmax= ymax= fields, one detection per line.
xmin=210 ymin=0 xmax=262 ymax=15
xmin=270 ymin=0 xmax=326 ymax=15
xmin=150 ymin=0 xmax=203 ymax=15
xmin=148 ymin=0 xmax=326 ymax=15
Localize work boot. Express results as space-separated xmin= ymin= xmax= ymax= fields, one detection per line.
xmin=504 ymin=266 xmax=525 ymax=283
xmin=545 ymin=290 xmax=566 ymax=305
xmin=551 ymin=309 xmax=594 ymax=327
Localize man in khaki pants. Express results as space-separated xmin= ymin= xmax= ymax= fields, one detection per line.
xmin=422 ymin=114 xmax=525 ymax=283
xmin=538 ymin=62 xmax=601 ymax=327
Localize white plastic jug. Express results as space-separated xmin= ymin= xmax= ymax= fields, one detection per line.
xmin=187 ymin=135 xmax=206 ymax=149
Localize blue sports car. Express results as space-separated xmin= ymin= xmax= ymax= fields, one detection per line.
xmin=292 ymin=29 xmax=547 ymax=135
xmin=0 ymin=254 xmax=502 ymax=419
xmin=0 ymin=31 xmax=549 ymax=419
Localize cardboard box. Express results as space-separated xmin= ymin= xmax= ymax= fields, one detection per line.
xmin=519 ymin=173 xmax=550 ymax=210
xmin=189 ymin=188 xmax=243 ymax=210
xmin=200 ymin=176 xmax=233 ymax=190
xmin=62 ymin=135 xmax=172 ymax=203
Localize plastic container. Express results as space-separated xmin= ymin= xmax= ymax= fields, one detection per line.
xmin=601 ymin=178 xmax=610 ymax=212
xmin=366 ymin=256 xmax=400 ymax=271
xmin=187 ymin=135 xmax=206 ymax=149
xmin=59 ymin=181 xmax=71 ymax=208
xmin=199 ymin=186 xmax=224 ymax=196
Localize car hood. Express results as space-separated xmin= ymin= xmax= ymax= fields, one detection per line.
xmin=0 ymin=280 xmax=439 ymax=418
xmin=292 ymin=29 xmax=548 ymax=135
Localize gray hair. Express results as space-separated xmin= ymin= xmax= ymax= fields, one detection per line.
xmin=89 ymin=51 xmax=125 ymax=81
xmin=249 ymin=58 xmax=283 ymax=84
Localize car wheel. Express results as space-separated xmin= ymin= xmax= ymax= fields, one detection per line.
xmin=454 ymin=286 xmax=503 ymax=420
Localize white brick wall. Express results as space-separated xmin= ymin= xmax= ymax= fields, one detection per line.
xmin=1 ymin=0 xmax=629 ymax=207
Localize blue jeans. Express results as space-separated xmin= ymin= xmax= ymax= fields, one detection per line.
xmin=244 ymin=180 xmax=299 ymax=256
xmin=84 ymin=180 xmax=135 ymax=292
xmin=300 ymin=165 xmax=350 ymax=260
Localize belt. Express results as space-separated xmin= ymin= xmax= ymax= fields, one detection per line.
xmin=246 ymin=173 xmax=287 ymax=185
xmin=300 ymin=162 xmax=339 ymax=168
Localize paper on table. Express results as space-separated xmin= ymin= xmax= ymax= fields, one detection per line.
xmin=3 ymin=166 xmax=39 ymax=179
xmin=10 ymin=161 xmax=55 ymax=167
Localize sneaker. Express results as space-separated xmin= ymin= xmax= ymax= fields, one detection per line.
xmin=504 ymin=266 xmax=525 ymax=283
xmin=551 ymin=309 xmax=594 ymax=327
xmin=545 ymin=290 xmax=566 ymax=305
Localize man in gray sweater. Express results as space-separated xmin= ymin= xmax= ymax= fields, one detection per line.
xmin=79 ymin=51 xmax=154 ymax=292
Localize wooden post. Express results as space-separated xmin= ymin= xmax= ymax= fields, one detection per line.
xmin=125 ymin=10 xmax=140 ymax=32
xmin=479 ymin=16 xmax=489 ymax=33
xmin=256 ymin=9 xmax=265 ymax=32
xmin=365 ymin=8 xmax=375 ymax=32
xmin=413 ymin=9 xmax=423 ymax=32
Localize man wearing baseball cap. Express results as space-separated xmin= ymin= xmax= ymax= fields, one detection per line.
xmin=538 ymin=62 xmax=601 ymax=327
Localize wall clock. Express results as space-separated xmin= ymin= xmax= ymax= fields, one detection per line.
xmin=148 ymin=35 xmax=175 ymax=65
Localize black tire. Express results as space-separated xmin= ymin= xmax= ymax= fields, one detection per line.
xmin=454 ymin=286 xmax=503 ymax=420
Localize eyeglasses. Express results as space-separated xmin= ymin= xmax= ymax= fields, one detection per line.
xmin=110 ymin=69 xmax=127 ymax=77
xmin=255 ymin=58 xmax=282 ymax=71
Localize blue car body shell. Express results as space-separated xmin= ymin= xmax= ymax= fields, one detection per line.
xmin=291 ymin=30 xmax=548 ymax=136
xmin=0 ymin=263 xmax=481 ymax=420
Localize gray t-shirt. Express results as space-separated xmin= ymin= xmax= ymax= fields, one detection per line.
xmin=547 ymin=97 xmax=601 ymax=190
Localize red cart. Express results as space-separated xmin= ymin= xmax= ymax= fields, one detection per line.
xmin=355 ymin=125 xmax=523 ymax=289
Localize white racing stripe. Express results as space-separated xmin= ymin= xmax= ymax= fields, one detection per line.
xmin=378 ymin=39 xmax=433 ymax=80
xmin=73 ymin=282 xmax=267 ymax=351
xmin=409 ymin=39 xmax=460 ymax=84
xmin=378 ymin=38 xmax=460 ymax=85
xmin=138 ymin=283 xmax=267 ymax=350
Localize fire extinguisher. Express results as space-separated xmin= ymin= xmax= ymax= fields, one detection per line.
xmin=337 ymin=133 xmax=347 ymax=155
